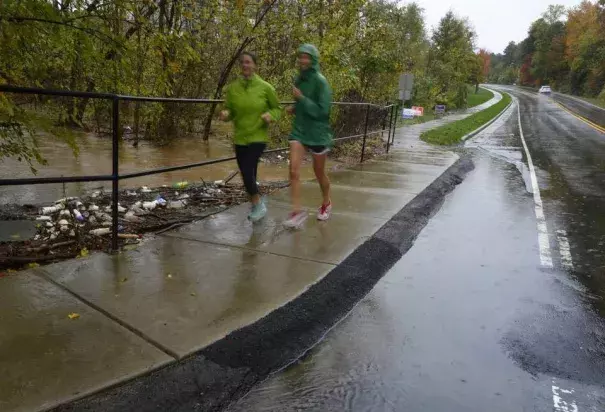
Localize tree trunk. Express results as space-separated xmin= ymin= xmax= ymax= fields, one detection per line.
xmin=202 ymin=36 xmax=254 ymax=141
xmin=75 ymin=79 xmax=95 ymax=127
xmin=201 ymin=0 xmax=280 ymax=141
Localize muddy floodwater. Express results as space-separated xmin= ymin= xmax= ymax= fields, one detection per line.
xmin=0 ymin=132 xmax=330 ymax=205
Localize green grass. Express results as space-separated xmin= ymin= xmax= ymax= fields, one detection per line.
xmin=396 ymin=86 xmax=493 ymax=128
xmin=467 ymin=86 xmax=494 ymax=108
xmin=421 ymin=92 xmax=512 ymax=145
xmin=397 ymin=112 xmax=438 ymax=127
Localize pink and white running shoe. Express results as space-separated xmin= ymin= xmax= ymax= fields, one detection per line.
xmin=317 ymin=202 xmax=332 ymax=221
xmin=283 ymin=210 xmax=308 ymax=229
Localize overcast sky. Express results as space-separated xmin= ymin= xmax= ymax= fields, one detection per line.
xmin=407 ymin=0 xmax=584 ymax=54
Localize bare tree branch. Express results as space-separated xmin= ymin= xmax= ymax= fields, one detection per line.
xmin=1 ymin=16 xmax=124 ymax=48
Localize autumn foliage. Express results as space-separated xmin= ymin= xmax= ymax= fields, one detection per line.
xmin=488 ymin=1 xmax=605 ymax=101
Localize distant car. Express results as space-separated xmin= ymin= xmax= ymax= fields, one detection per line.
xmin=539 ymin=86 xmax=552 ymax=95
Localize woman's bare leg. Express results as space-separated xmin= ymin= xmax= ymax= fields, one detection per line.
xmin=312 ymin=152 xmax=331 ymax=206
xmin=289 ymin=141 xmax=305 ymax=212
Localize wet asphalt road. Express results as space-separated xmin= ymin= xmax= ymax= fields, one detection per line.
xmin=553 ymin=92 xmax=605 ymax=129
xmin=226 ymin=87 xmax=605 ymax=412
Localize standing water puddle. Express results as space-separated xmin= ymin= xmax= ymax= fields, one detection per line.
xmin=0 ymin=132 xmax=334 ymax=205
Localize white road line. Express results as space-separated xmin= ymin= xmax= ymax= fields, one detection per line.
xmin=556 ymin=230 xmax=574 ymax=270
xmin=517 ymin=102 xmax=553 ymax=268
xmin=553 ymin=385 xmax=579 ymax=412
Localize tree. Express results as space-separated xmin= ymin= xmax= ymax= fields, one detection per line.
xmin=426 ymin=11 xmax=477 ymax=107
xmin=478 ymin=48 xmax=491 ymax=82
xmin=0 ymin=0 xmax=490 ymax=172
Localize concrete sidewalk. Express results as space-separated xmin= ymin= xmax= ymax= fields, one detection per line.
xmin=0 ymin=95 xmax=499 ymax=412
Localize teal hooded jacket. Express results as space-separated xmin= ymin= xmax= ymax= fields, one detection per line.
xmin=290 ymin=44 xmax=333 ymax=148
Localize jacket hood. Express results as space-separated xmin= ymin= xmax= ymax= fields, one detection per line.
xmin=298 ymin=44 xmax=320 ymax=72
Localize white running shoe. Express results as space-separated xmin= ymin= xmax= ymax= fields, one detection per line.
xmin=317 ymin=203 xmax=332 ymax=221
xmin=283 ymin=210 xmax=308 ymax=229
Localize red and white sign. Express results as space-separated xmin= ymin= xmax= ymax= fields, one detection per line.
xmin=411 ymin=106 xmax=424 ymax=116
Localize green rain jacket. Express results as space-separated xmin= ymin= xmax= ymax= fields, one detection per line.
xmin=290 ymin=44 xmax=333 ymax=148
xmin=224 ymin=74 xmax=281 ymax=146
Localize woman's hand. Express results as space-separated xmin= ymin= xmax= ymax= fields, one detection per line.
xmin=261 ymin=112 xmax=272 ymax=124
xmin=293 ymin=87 xmax=303 ymax=100
xmin=219 ymin=110 xmax=230 ymax=121
xmin=286 ymin=106 xmax=295 ymax=116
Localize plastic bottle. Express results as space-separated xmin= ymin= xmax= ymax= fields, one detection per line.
xmin=55 ymin=197 xmax=77 ymax=204
xmin=124 ymin=211 xmax=143 ymax=223
xmin=36 ymin=216 xmax=52 ymax=221
xmin=72 ymin=209 xmax=85 ymax=222
xmin=173 ymin=181 xmax=189 ymax=189
xmin=41 ymin=205 xmax=63 ymax=215
xmin=90 ymin=228 xmax=110 ymax=236
xmin=143 ymin=197 xmax=166 ymax=210
xmin=168 ymin=200 xmax=186 ymax=209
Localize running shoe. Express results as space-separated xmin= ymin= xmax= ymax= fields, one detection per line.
xmin=317 ymin=202 xmax=332 ymax=221
xmin=248 ymin=201 xmax=267 ymax=223
xmin=283 ymin=210 xmax=308 ymax=229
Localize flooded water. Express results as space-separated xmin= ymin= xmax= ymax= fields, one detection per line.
xmin=0 ymin=132 xmax=325 ymax=205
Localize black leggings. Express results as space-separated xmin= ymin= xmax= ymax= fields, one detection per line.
xmin=235 ymin=143 xmax=266 ymax=196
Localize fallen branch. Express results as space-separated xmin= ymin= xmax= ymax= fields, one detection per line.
xmin=143 ymin=219 xmax=195 ymax=233
xmin=118 ymin=233 xmax=140 ymax=239
xmin=224 ymin=170 xmax=239 ymax=185
xmin=154 ymin=223 xmax=187 ymax=235
xmin=147 ymin=212 xmax=168 ymax=221
xmin=26 ymin=240 xmax=76 ymax=253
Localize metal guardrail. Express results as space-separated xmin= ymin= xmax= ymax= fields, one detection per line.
xmin=0 ymin=85 xmax=399 ymax=251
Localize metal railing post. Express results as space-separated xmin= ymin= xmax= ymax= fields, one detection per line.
xmin=381 ymin=106 xmax=389 ymax=138
xmin=111 ymin=97 xmax=120 ymax=253
xmin=360 ymin=104 xmax=370 ymax=163
xmin=390 ymin=104 xmax=399 ymax=147
xmin=386 ymin=104 xmax=395 ymax=153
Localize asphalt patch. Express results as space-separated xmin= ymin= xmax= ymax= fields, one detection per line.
xmin=51 ymin=155 xmax=475 ymax=412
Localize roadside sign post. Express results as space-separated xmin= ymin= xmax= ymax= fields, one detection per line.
xmin=398 ymin=73 xmax=414 ymax=121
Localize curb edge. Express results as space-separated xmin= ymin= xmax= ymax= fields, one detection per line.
xmin=51 ymin=154 xmax=476 ymax=412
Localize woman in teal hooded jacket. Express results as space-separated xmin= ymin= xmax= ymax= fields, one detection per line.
xmin=284 ymin=44 xmax=334 ymax=228
xmin=220 ymin=51 xmax=281 ymax=222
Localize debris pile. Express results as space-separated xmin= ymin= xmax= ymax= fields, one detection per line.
xmin=0 ymin=178 xmax=288 ymax=271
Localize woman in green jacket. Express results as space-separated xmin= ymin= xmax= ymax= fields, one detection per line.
xmin=220 ymin=52 xmax=281 ymax=222
xmin=283 ymin=44 xmax=334 ymax=228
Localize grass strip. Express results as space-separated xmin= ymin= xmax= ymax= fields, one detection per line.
xmin=467 ymin=86 xmax=494 ymax=108
xmin=421 ymin=91 xmax=511 ymax=145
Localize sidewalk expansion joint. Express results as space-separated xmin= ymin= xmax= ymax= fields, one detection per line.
xmin=163 ymin=234 xmax=338 ymax=267
xmin=33 ymin=268 xmax=180 ymax=360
